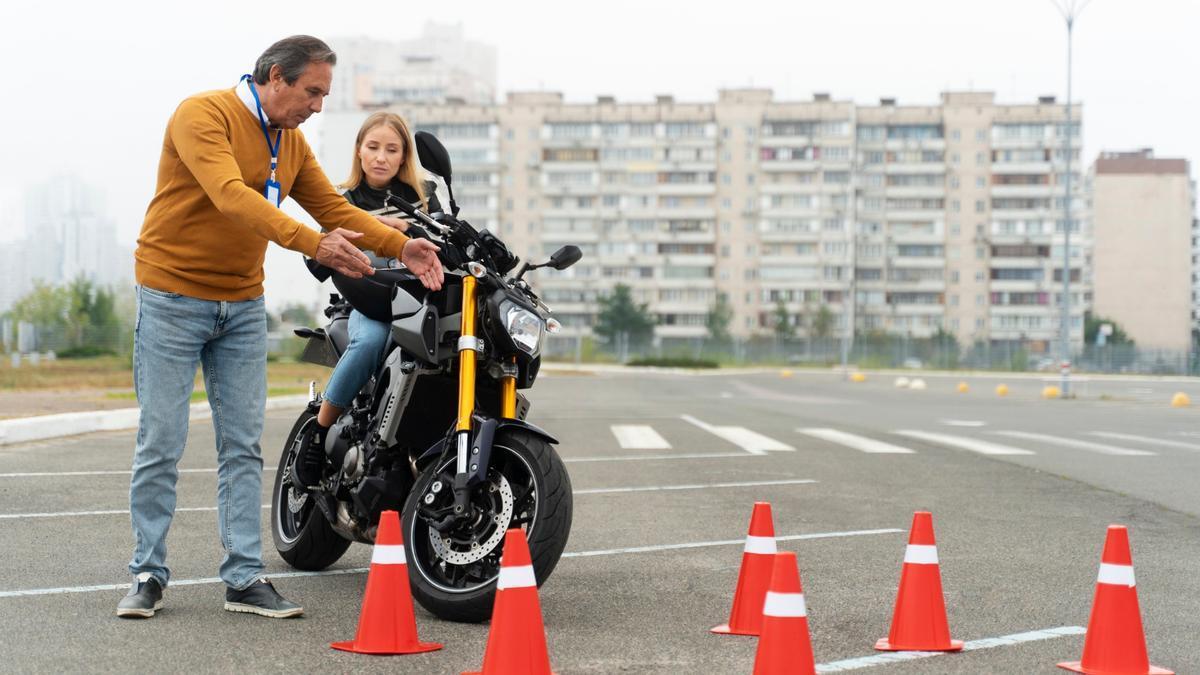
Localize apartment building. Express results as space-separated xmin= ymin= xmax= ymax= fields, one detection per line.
xmin=318 ymin=89 xmax=1087 ymax=350
xmin=1090 ymin=150 xmax=1194 ymax=351
xmin=327 ymin=24 xmax=497 ymax=111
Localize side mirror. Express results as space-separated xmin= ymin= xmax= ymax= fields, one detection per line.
xmin=548 ymin=245 xmax=582 ymax=270
xmin=415 ymin=131 xmax=453 ymax=183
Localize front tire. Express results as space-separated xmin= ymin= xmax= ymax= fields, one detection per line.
xmin=401 ymin=427 xmax=572 ymax=623
xmin=270 ymin=410 xmax=352 ymax=570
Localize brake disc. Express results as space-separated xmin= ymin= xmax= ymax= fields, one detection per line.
xmin=428 ymin=473 xmax=514 ymax=565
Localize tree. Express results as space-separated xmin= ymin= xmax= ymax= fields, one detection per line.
xmin=1084 ymin=313 xmax=1133 ymax=346
xmin=811 ymin=305 xmax=835 ymax=339
xmin=594 ymin=284 xmax=656 ymax=353
xmin=280 ymin=303 xmax=315 ymax=326
xmin=772 ymin=300 xmax=795 ymax=341
xmin=705 ymin=294 xmax=734 ymax=345
xmin=8 ymin=281 xmax=68 ymax=329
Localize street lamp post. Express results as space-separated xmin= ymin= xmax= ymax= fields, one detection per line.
xmin=1052 ymin=0 xmax=1091 ymax=397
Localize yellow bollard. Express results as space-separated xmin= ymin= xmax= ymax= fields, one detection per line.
xmin=956 ymin=382 xmax=969 ymax=394
xmin=1171 ymin=392 xmax=1190 ymax=408
xmin=1042 ymin=385 xmax=1061 ymax=399
xmin=780 ymin=369 xmax=794 ymax=378
xmin=850 ymin=372 xmax=867 ymax=383
xmin=995 ymin=384 xmax=1009 ymax=397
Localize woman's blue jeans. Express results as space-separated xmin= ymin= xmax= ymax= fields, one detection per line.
xmin=323 ymin=310 xmax=391 ymax=409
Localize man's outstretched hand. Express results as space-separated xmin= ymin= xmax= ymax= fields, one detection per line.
xmin=402 ymin=238 xmax=444 ymax=290
xmin=315 ymin=229 xmax=374 ymax=279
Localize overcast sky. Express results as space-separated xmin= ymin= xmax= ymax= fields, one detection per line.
xmin=1 ymin=0 xmax=1196 ymax=307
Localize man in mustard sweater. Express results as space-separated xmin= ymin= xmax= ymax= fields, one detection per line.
xmin=119 ymin=36 xmax=443 ymax=619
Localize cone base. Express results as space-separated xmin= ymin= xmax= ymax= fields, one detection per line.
xmin=874 ymin=637 xmax=963 ymax=652
xmin=331 ymin=640 xmax=443 ymax=655
xmin=1057 ymin=661 xmax=1173 ymax=675
xmin=463 ymin=667 xmax=556 ymax=672
xmin=710 ymin=622 xmax=759 ymax=637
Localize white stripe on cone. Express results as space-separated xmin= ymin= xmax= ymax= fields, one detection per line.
xmin=762 ymin=591 xmax=807 ymax=618
xmin=371 ymin=544 xmax=407 ymax=565
xmin=744 ymin=535 xmax=777 ymax=555
xmin=497 ymin=564 xmax=537 ymax=590
xmin=1097 ymin=563 xmax=1136 ymax=587
xmin=903 ymin=544 xmax=938 ymax=565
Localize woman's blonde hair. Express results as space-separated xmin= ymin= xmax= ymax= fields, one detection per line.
xmin=341 ymin=111 xmax=428 ymax=210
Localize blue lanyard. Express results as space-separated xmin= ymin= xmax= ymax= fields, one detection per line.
xmin=242 ymin=74 xmax=282 ymax=181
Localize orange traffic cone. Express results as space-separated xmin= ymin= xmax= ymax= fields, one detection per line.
xmin=752 ymin=552 xmax=816 ymax=675
xmin=712 ymin=502 xmax=776 ymax=636
xmin=331 ymin=510 xmax=442 ymax=655
xmin=1058 ymin=525 xmax=1173 ymax=674
xmin=875 ymin=511 xmax=963 ymax=652
xmin=463 ymin=529 xmax=554 ymax=675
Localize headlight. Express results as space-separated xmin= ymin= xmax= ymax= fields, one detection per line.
xmin=501 ymin=301 xmax=544 ymax=355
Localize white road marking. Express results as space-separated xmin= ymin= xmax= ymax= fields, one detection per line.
xmin=798 ymin=428 xmax=915 ymax=454
xmin=1090 ymin=431 xmax=1200 ymax=452
xmin=0 ymin=528 xmax=902 ymax=598
xmin=994 ymin=431 xmax=1156 ymax=456
xmin=0 ymin=467 xmax=276 ymax=479
xmin=566 ymin=452 xmax=759 ymax=463
xmin=574 ymin=479 xmax=816 ymax=494
xmin=940 ymin=419 xmax=986 ymax=428
xmin=610 ymin=425 xmax=672 ymax=450
xmin=894 ymin=430 xmax=1036 ymax=456
xmin=815 ymin=626 xmax=1086 ymax=672
xmin=681 ymin=414 xmax=794 ymax=455
xmin=0 ymin=480 xmax=814 ymax=520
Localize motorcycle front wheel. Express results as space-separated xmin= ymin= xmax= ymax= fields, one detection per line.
xmin=401 ymin=427 xmax=573 ymax=623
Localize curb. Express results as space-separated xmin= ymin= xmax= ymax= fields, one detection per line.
xmin=0 ymin=395 xmax=311 ymax=447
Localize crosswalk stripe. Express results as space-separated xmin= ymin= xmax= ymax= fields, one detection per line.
xmin=798 ymin=428 xmax=915 ymax=454
xmin=610 ymin=425 xmax=672 ymax=450
xmin=681 ymin=415 xmax=795 ymax=455
xmin=894 ymin=430 xmax=1036 ymax=456
xmin=1089 ymin=431 xmax=1200 ymax=452
xmin=994 ymin=431 xmax=1156 ymax=456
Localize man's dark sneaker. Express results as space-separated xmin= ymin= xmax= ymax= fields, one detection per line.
xmin=117 ymin=573 xmax=164 ymax=618
xmin=224 ymin=578 xmax=304 ymax=618
xmin=290 ymin=423 xmax=327 ymax=491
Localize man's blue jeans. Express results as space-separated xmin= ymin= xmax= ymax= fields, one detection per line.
xmin=128 ymin=285 xmax=268 ymax=590
xmin=322 ymin=310 xmax=391 ymax=408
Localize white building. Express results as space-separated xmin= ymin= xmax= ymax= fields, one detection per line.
xmin=327 ymin=23 xmax=497 ymax=112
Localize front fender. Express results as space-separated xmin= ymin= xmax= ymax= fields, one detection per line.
xmin=414 ymin=417 xmax=558 ymax=481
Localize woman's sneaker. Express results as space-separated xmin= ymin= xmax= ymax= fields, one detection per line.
xmin=117 ymin=573 xmax=164 ymax=618
xmin=224 ymin=578 xmax=304 ymax=619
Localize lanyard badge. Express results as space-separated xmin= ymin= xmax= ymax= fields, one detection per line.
xmin=243 ymin=74 xmax=283 ymax=207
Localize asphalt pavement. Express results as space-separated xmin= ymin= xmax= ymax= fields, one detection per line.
xmin=0 ymin=368 xmax=1196 ymax=673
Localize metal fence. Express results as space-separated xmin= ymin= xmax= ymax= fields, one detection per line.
xmin=543 ymin=334 xmax=1200 ymax=376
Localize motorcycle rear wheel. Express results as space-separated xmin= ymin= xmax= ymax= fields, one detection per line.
xmin=270 ymin=410 xmax=352 ymax=570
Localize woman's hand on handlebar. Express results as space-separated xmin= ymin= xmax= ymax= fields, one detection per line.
xmin=375 ymin=215 xmax=409 ymax=232
xmin=401 ymin=238 xmax=444 ymax=291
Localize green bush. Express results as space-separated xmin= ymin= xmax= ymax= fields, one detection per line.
xmin=57 ymin=345 xmax=117 ymax=359
xmin=626 ymin=356 xmax=720 ymax=369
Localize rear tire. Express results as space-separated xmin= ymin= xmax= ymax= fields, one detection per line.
xmin=270 ymin=410 xmax=352 ymax=570
xmin=402 ymin=427 xmax=572 ymax=622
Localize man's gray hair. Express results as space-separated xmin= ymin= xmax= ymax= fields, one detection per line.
xmin=252 ymin=35 xmax=337 ymax=85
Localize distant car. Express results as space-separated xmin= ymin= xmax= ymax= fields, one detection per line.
xmin=1034 ymin=357 xmax=1057 ymax=371
xmin=901 ymin=357 xmax=923 ymax=369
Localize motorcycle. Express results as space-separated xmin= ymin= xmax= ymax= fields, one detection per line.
xmin=270 ymin=131 xmax=580 ymax=622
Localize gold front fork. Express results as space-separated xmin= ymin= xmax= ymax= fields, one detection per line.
xmin=501 ymin=356 xmax=518 ymax=419
xmin=456 ymin=276 xmax=478 ymax=433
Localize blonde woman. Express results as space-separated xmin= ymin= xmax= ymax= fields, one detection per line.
xmin=292 ymin=112 xmax=443 ymax=489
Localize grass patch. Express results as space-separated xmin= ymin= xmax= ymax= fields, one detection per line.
xmin=3 ymin=356 xmax=330 ymax=393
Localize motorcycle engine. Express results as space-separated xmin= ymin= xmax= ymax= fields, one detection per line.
xmin=325 ymin=417 xmax=361 ymax=483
